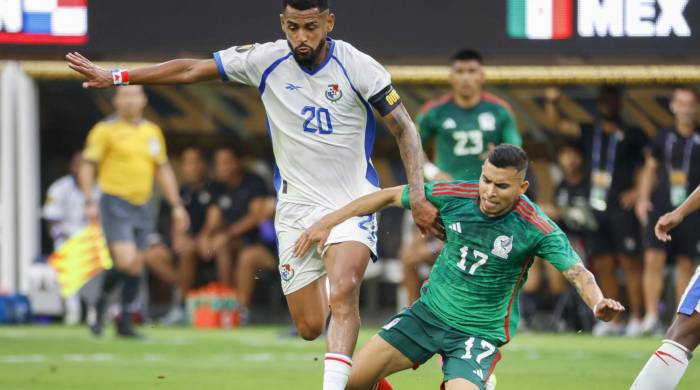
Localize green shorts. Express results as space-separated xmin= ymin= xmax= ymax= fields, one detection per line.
xmin=378 ymin=301 xmax=501 ymax=390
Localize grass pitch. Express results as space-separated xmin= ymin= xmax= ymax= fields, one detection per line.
xmin=0 ymin=325 xmax=698 ymax=389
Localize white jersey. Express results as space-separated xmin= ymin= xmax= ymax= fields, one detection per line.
xmin=42 ymin=175 xmax=100 ymax=249
xmin=215 ymin=38 xmax=390 ymax=209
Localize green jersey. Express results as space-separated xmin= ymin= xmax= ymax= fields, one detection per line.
xmin=401 ymin=181 xmax=579 ymax=346
xmin=418 ymin=93 xmax=522 ymax=181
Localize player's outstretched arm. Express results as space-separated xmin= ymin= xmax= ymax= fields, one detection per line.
xmin=293 ymin=186 xmax=404 ymax=256
xmin=66 ymin=52 xmax=219 ymax=88
xmin=655 ymin=184 xmax=700 ymax=241
xmin=382 ymin=103 xmax=443 ymax=239
xmin=562 ymin=262 xmax=625 ymax=322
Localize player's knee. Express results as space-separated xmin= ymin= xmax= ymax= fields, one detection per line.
xmin=329 ymin=278 xmax=361 ymax=308
xmin=296 ymin=319 xmax=324 ymax=341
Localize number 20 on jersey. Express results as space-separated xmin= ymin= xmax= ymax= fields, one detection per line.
xmin=302 ymin=106 xmax=333 ymax=135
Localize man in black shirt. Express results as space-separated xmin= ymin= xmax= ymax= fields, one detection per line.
xmin=636 ymin=86 xmax=700 ymax=335
xmin=144 ymin=146 xmax=220 ymax=323
xmin=171 ymin=147 xmax=221 ymax=292
xmin=543 ymin=142 xmax=596 ymax=242
xmin=204 ymin=146 xmax=276 ymax=320
xmin=531 ymin=142 xmax=595 ymax=329
xmin=546 ymin=86 xmax=648 ymax=336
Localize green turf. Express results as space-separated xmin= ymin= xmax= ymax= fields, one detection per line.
xmin=0 ymin=325 xmax=697 ymax=389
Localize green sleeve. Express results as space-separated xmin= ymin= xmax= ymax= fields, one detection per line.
xmin=401 ymin=185 xmax=412 ymax=209
xmin=499 ymin=109 xmax=522 ymax=146
xmin=535 ymin=229 xmax=581 ymax=272
xmin=401 ymin=181 xmax=472 ymax=210
xmin=417 ymin=110 xmax=437 ymax=145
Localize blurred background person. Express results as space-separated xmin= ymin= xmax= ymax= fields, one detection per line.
xmin=400 ymin=49 xmax=522 ymax=303
xmin=202 ymin=146 xmax=276 ymax=323
xmin=79 ymin=85 xmax=189 ymax=338
xmin=42 ymin=151 xmax=100 ymax=325
xmin=635 ymin=85 xmax=700 ymax=335
xmin=142 ymin=146 xmax=221 ymax=323
xmin=234 ymin=196 xmax=278 ymax=324
xmin=545 ymin=86 xmax=648 ymax=336
xmin=533 ymin=141 xmax=597 ymax=331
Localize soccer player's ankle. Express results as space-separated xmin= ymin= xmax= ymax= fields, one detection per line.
xmin=323 ymin=353 xmax=352 ymax=390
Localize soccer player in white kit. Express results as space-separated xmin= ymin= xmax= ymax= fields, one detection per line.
xmin=632 ymin=182 xmax=700 ymax=389
xmin=66 ymin=1 xmax=440 ymax=388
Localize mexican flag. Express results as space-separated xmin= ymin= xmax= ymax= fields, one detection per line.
xmin=507 ymin=0 xmax=573 ymax=40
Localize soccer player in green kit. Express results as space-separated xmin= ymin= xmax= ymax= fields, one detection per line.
xmin=294 ymin=145 xmax=624 ymax=390
xmin=400 ymin=49 xmax=523 ymax=304
xmin=419 ymin=49 xmax=521 ymax=182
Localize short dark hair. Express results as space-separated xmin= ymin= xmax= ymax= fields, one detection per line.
xmin=451 ymin=49 xmax=483 ymax=64
xmin=281 ymin=0 xmax=329 ymax=12
xmin=487 ymin=144 xmax=528 ymax=173
xmin=673 ymin=85 xmax=700 ymax=101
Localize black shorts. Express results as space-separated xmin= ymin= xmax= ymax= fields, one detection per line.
xmin=644 ymin=209 xmax=700 ymax=260
xmin=588 ymin=208 xmax=641 ymax=257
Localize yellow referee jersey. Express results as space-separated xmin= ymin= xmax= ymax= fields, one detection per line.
xmin=83 ymin=117 xmax=167 ymax=205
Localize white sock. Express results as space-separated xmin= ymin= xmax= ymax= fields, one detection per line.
xmin=631 ymin=339 xmax=692 ymax=390
xmin=323 ymin=353 xmax=352 ymax=390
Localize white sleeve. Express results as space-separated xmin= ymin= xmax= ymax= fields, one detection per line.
xmin=352 ymin=52 xmax=392 ymax=102
xmin=213 ymin=42 xmax=286 ymax=87
xmin=42 ymin=183 xmax=64 ymax=221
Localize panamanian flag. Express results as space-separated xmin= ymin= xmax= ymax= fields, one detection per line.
xmin=507 ymin=0 xmax=573 ymax=40
xmin=0 ymin=0 xmax=88 ymax=44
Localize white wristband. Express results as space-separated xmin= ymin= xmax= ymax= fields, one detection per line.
xmin=423 ymin=162 xmax=440 ymax=181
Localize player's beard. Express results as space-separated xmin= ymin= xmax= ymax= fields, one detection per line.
xmin=289 ymin=39 xmax=326 ymax=68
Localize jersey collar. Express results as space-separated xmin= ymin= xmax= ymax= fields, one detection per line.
xmin=296 ymin=37 xmax=335 ymax=76
xmin=474 ymin=197 xmax=517 ymax=222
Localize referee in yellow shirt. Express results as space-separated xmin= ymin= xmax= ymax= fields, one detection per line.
xmin=79 ymin=85 xmax=189 ymax=338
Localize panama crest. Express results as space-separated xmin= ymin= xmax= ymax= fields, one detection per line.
xmin=279 ymin=264 xmax=295 ymax=282
xmin=325 ymin=84 xmax=343 ymax=102
xmin=491 ymin=235 xmax=513 ymax=259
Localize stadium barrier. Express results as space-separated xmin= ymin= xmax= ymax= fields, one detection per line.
xmin=1 ymin=62 xmax=700 ymax=84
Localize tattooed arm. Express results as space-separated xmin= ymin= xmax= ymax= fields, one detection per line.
xmin=382 ymin=103 xmax=443 ymax=239
xmin=562 ymin=262 xmax=625 ymax=322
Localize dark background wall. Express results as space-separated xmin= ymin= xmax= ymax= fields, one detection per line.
xmin=3 ymin=1 xmax=700 ymax=64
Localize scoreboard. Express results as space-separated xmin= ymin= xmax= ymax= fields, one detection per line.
xmin=1 ymin=0 xmax=699 ymax=64
xmin=0 ymin=0 xmax=87 ymax=45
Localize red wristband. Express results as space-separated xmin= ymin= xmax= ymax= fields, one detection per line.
xmin=112 ymin=69 xmax=130 ymax=86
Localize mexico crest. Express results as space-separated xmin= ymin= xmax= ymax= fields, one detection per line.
xmin=491 ymin=235 xmax=513 ymax=259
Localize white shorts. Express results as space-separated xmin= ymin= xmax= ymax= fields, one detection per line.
xmin=275 ymin=201 xmax=378 ymax=295
xmin=677 ymin=265 xmax=700 ymax=316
